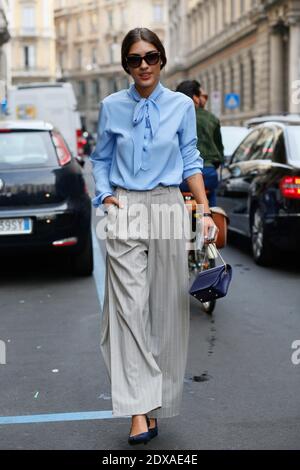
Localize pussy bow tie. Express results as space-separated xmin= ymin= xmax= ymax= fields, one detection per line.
xmin=127 ymin=82 xmax=164 ymax=175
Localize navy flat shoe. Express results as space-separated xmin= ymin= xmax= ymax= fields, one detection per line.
xmin=128 ymin=430 xmax=150 ymax=445
xmin=128 ymin=417 xmax=151 ymax=445
xmin=146 ymin=416 xmax=158 ymax=439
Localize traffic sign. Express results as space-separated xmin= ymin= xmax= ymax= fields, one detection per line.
xmin=0 ymin=98 xmax=7 ymax=115
xmin=225 ymin=93 xmax=240 ymax=110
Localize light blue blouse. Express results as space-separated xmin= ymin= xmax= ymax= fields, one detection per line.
xmin=89 ymin=80 xmax=203 ymax=206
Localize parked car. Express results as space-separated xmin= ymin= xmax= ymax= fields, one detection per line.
xmin=217 ymin=120 xmax=300 ymax=265
xmin=245 ymin=114 xmax=300 ymax=128
xmin=0 ymin=120 xmax=93 ymax=276
xmin=220 ymin=126 xmax=250 ymax=164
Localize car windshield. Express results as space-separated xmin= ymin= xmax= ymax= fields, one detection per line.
xmin=285 ymin=126 xmax=300 ymax=162
xmin=221 ymin=127 xmax=249 ymax=157
xmin=0 ymin=131 xmax=57 ymax=169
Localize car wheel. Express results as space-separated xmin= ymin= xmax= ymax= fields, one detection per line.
xmin=71 ymin=230 xmax=94 ymax=276
xmin=250 ymin=207 xmax=273 ymax=266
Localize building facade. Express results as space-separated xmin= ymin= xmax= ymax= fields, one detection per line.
xmin=0 ymin=0 xmax=10 ymax=108
xmin=166 ymin=0 xmax=300 ymax=124
xmin=9 ymin=0 xmax=56 ymax=85
xmin=54 ymin=0 xmax=168 ymax=132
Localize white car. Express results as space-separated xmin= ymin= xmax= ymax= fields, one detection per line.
xmin=244 ymin=114 xmax=300 ymax=128
xmin=7 ymin=82 xmax=83 ymax=159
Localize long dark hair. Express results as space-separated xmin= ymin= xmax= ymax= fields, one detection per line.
xmin=121 ymin=27 xmax=167 ymax=74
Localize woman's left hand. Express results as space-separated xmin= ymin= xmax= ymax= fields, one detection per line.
xmin=203 ymin=215 xmax=219 ymax=245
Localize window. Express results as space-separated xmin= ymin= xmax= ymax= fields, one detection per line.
xmin=219 ymin=0 xmax=224 ymax=31
xmin=122 ymin=76 xmax=130 ymax=89
xmin=231 ymin=0 xmax=235 ymax=21
xmin=90 ymin=12 xmax=98 ymax=32
xmin=240 ymin=0 xmax=245 ymax=15
xmin=220 ymin=66 xmax=225 ymax=113
xmin=250 ymin=55 xmax=256 ymax=109
xmin=92 ymin=48 xmax=97 ymax=65
xmin=121 ymin=7 xmax=126 ymax=25
xmin=229 ymin=63 xmax=234 ymax=93
xmin=78 ymin=81 xmax=86 ymax=96
xmin=24 ymin=45 xmax=35 ymax=68
xmin=109 ymin=44 xmax=114 ymax=63
xmin=92 ymin=121 xmax=98 ymax=134
xmin=76 ymin=17 xmax=81 ymax=34
xmin=77 ymin=49 xmax=82 ymax=69
xmin=108 ymin=77 xmax=118 ymax=94
xmin=232 ymin=128 xmax=261 ymax=164
xmin=91 ymin=79 xmax=100 ymax=99
xmin=42 ymin=0 xmax=50 ymax=28
xmin=59 ymin=21 xmax=66 ymax=37
xmin=0 ymin=132 xmax=57 ymax=169
xmin=107 ymin=10 xmax=113 ymax=28
xmin=153 ymin=3 xmax=163 ymax=22
xmin=109 ymin=43 xmax=118 ymax=64
xmin=22 ymin=6 xmax=35 ymax=29
xmin=273 ymin=131 xmax=286 ymax=164
xmin=286 ymin=127 xmax=300 ymax=163
xmin=59 ymin=51 xmax=64 ymax=69
xmin=214 ymin=1 xmax=218 ymax=33
xmin=239 ymin=62 xmax=244 ymax=111
xmin=250 ymin=128 xmax=277 ymax=161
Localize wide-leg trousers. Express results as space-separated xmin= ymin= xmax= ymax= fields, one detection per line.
xmin=100 ymin=185 xmax=190 ymax=418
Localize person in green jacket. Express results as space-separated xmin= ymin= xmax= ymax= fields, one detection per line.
xmin=176 ymin=80 xmax=224 ymax=206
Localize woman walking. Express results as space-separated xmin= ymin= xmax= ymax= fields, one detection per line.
xmin=90 ymin=27 xmax=217 ymax=445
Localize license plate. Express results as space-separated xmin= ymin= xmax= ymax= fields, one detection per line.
xmin=0 ymin=218 xmax=32 ymax=235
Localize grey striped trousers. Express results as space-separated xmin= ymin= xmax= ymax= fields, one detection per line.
xmin=100 ymin=185 xmax=190 ymax=418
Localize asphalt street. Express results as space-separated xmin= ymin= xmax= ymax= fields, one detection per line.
xmin=0 ymin=162 xmax=299 ymax=450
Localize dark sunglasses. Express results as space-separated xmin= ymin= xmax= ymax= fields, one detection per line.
xmin=126 ymin=51 xmax=161 ymax=68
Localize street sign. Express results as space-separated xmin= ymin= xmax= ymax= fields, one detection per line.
xmin=0 ymin=98 xmax=7 ymax=115
xmin=210 ymin=90 xmax=221 ymax=117
xmin=225 ymin=93 xmax=240 ymax=110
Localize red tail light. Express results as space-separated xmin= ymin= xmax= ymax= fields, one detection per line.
xmin=280 ymin=176 xmax=300 ymax=199
xmin=52 ymin=132 xmax=72 ymax=166
xmin=76 ymin=129 xmax=86 ymax=156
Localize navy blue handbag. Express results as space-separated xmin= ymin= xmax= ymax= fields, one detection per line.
xmin=189 ymin=245 xmax=232 ymax=303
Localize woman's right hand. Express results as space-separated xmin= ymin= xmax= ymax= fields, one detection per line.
xmin=103 ymin=195 xmax=124 ymax=209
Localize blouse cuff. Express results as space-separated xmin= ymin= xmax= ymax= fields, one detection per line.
xmin=183 ymin=168 xmax=202 ymax=180
xmin=92 ymin=192 xmax=113 ymax=208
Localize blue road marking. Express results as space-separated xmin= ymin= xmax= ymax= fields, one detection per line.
xmin=0 ymin=410 xmax=129 ymax=425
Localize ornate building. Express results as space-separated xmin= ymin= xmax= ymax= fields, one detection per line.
xmin=166 ymin=0 xmax=300 ymax=124
xmin=9 ymin=0 xmax=56 ymax=85
xmin=54 ymin=0 xmax=168 ymax=132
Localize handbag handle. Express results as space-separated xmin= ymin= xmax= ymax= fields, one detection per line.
xmin=204 ymin=243 xmax=228 ymax=271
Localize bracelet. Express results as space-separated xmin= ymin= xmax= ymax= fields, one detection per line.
xmin=203 ymin=212 xmax=213 ymax=218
